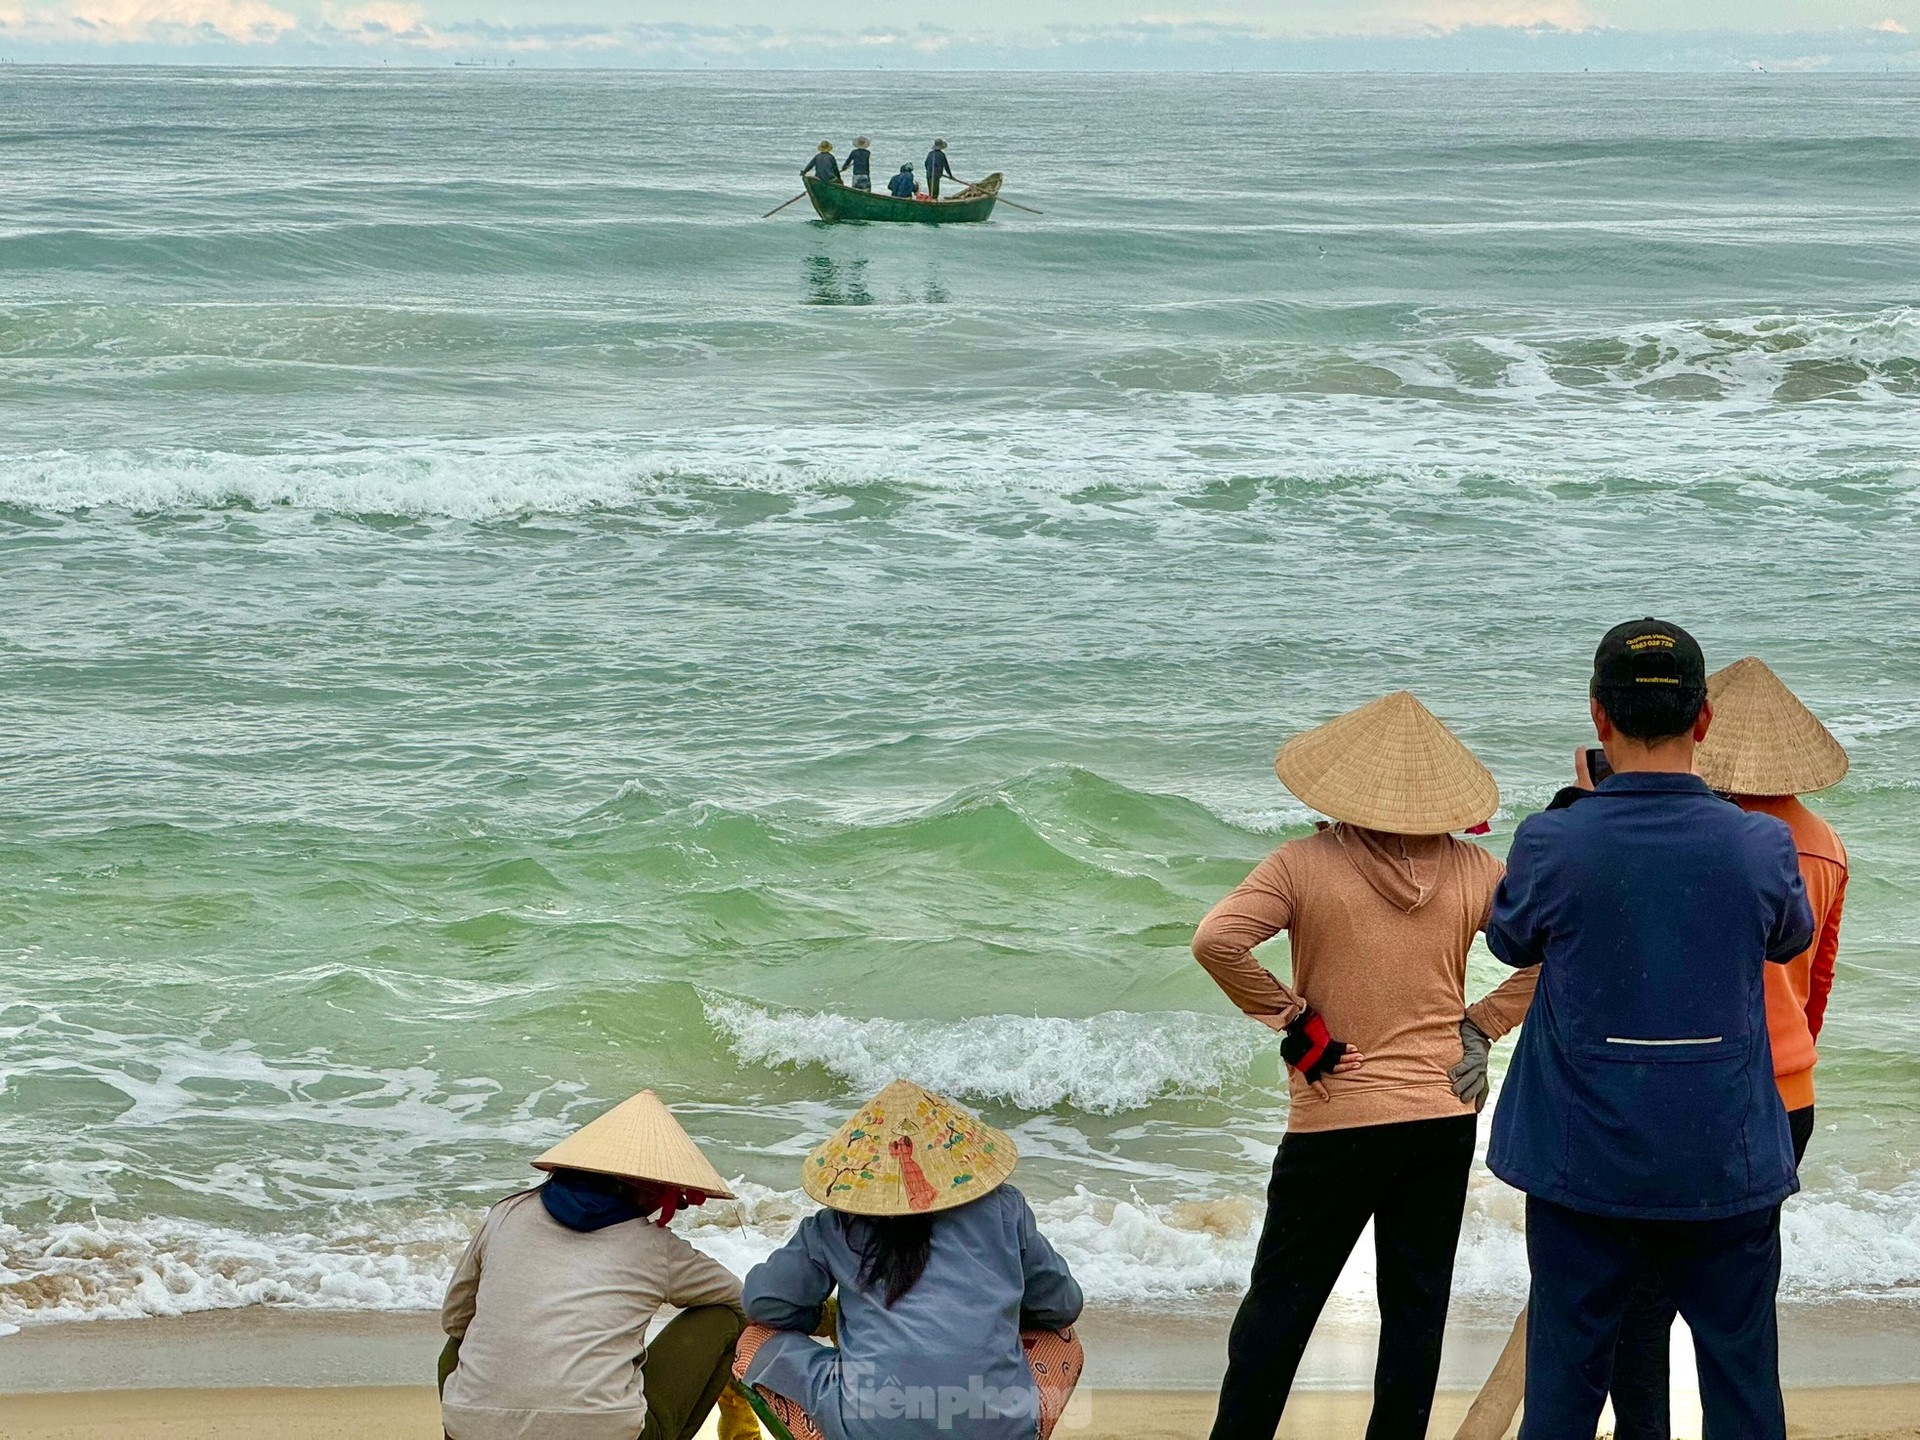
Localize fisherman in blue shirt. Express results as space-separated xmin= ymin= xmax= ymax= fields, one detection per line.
xmin=845 ymin=136 xmax=873 ymax=191
xmin=925 ymin=139 xmax=954 ymax=199
xmin=887 ymin=163 xmax=918 ymax=199
xmin=801 ymin=141 xmax=842 ymax=185
xmin=1486 ymin=618 xmax=1814 ymax=1440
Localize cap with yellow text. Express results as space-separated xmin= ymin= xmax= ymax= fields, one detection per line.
xmin=1591 ymin=617 xmax=1706 ymax=695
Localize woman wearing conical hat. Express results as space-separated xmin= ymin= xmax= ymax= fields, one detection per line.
xmin=1605 ymin=657 xmax=1850 ymax=1440
xmin=732 ymin=1080 xmax=1085 ymax=1440
xmin=1192 ymin=691 xmax=1538 ymax=1440
xmin=439 ymin=1089 xmax=749 ymax=1440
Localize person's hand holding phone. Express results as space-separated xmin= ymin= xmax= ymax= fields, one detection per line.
xmin=1573 ymin=745 xmax=1612 ymax=791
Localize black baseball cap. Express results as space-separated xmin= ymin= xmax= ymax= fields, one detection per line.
xmin=1591 ymin=617 xmax=1706 ymax=694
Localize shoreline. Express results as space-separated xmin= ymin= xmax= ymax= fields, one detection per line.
xmin=6 ymin=1300 xmax=1920 ymax=1394
xmin=4 ymin=1303 xmax=1919 ymax=1439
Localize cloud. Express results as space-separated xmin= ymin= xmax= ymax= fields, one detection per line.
xmin=1394 ymin=0 xmax=1597 ymax=32
xmin=4 ymin=1 xmax=1919 ymax=67
xmin=320 ymin=1 xmax=435 ymax=44
xmin=51 ymin=0 xmax=295 ymax=42
xmin=1745 ymin=51 xmax=1834 ymax=71
xmin=6 ymin=0 xmax=296 ymax=41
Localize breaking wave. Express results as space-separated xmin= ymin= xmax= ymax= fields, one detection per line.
xmin=8 ymin=1168 xmax=1916 ymax=1331
xmin=703 ymin=997 xmax=1271 ymax=1115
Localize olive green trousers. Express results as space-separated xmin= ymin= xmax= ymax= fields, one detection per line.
xmin=438 ymin=1304 xmax=745 ymax=1440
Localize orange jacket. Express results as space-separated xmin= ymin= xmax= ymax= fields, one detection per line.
xmin=1737 ymin=795 xmax=1847 ymax=1110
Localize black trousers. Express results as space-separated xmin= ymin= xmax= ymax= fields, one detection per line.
xmin=1609 ymin=1105 xmax=1812 ymax=1440
xmin=1522 ymin=1197 xmax=1786 ymax=1440
xmin=1209 ymin=1114 xmax=1475 ymax=1440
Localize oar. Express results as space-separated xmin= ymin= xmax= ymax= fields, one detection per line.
xmin=944 ymin=177 xmax=1041 ymax=215
xmin=763 ymin=191 xmax=807 ymax=219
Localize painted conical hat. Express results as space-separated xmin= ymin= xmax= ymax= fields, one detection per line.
xmin=533 ymin=1089 xmax=735 ymax=1199
xmin=802 ymin=1079 xmax=1016 ymax=1217
xmin=1695 ymin=658 xmax=1848 ymax=797
xmin=1274 ymin=690 xmax=1498 ymax=836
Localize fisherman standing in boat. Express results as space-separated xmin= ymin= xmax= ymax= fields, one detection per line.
xmin=801 ymin=141 xmax=842 ymax=185
xmin=887 ymin=163 xmax=918 ymax=199
xmin=844 ymin=137 xmax=872 ymax=191
xmin=924 ymin=139 xmax=954 ymax=199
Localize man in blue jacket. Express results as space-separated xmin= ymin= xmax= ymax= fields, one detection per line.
xmin=1486 ymin=618 xmax=1813 ymax=1440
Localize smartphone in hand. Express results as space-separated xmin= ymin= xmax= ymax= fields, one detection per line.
xmin=1585 ymin=747 xmax=1614 ymax=784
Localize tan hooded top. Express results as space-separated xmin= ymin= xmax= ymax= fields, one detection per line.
xmin=1192 ymin=823 xmax=1538 ymax=1133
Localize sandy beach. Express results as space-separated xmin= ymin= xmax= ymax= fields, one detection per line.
xmin=3 ymin=1307 xmax=1917 ymax=1439
xmin=5 ymin=1382 xmax=1918 ymax=1440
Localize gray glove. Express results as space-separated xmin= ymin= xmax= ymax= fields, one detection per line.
xmin=1449 ymin=1017 xmax=1493 ymax=1112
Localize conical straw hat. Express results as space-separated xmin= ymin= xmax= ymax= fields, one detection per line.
xmin=1695 ymin=658 xmax=1848 ymax=796
xmin=802 ymin=1079 xmax=1016 ymax=1217
xmin=1274 ymin=691 xmax=1498 ymax=836
xmin=533 ymin=1089 xmax=735 ymax=1199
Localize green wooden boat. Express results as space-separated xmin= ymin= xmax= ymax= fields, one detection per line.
xmin=804 ymin=172 xmax=1002 ymax=224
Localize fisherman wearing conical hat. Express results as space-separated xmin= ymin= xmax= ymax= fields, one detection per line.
xmin=924 ymin=139 xmax=954 ymax=199
xmin=1193 ymin=691 xmax=1537 ymax=1440
xmin=802 ymin=140 xmax=842 ymax=185
xmin=845 ymin=137 xmax=872 ymax=191
xmin=733 ymin=1080 xmax=1085 ymax=1440
xmin=439 ymin=1089 xmax=748 ymax=1440
xmin=1485 ymin=620 xmax=1814 ymax=1440
xmin=1605 ymin=655 xmax=1850 ymax=1440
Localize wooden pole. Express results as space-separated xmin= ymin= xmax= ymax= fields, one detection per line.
xmin=995 ymin=197 xmax=1044 ymax=216
xmin=762 ymin=192 xmax=808 ymax=219
xmin=1453 ymin=1306 xmax=1527 ymax=1440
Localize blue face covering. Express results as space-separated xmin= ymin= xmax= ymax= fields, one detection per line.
xmin=539 ymin=1168 xmax=647 ymax=1232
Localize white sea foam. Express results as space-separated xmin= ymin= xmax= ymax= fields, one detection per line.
xmin=702 ymin=997 xmax=1270 ymax=1114
xmin=8 ymin=1165 xmax=1910 ymax=1330
xmin=4 ymin=301 xmax=1918 ymax=528
xmin=0 ymin=1211 xmax=471 ymax=1325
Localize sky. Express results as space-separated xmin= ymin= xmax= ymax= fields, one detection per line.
xmin=0 ymin=0 xmax=1917 ymax=68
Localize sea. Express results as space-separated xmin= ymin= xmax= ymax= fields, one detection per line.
xmin=2 ymin=67 xmax=1918 ymax=1335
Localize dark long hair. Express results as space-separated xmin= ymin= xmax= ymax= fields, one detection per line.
xmin=849 ymin=1213 xmax=936 ymax=1308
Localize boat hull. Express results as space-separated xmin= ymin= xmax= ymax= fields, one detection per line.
xmin=803 ymin=173 xmax=1001 ymax=224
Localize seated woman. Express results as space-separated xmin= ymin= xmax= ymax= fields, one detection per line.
xmin=440 ymin=1088 xmax=749 ymax=1440
xmin=736 ymin=1079 xmax=1085 ymax=1440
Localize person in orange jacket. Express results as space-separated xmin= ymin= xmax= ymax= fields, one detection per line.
xmin=1606 ymin=655 xmax=1849 ymax=1440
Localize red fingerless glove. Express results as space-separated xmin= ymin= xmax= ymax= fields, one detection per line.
xmin=1281 ymin=1009 xmax=1349 ymax=1083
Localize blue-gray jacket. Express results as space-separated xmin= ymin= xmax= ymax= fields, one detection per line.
xmin=741 ymin=1185 xmax=1082 ymax=1440
xmin=1487 ymin=772 xmax=1814 ymax=1220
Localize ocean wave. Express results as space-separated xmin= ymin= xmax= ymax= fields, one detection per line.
xmin=7 ymin=1168 xmax=1914 ymax=1330
xmin=2 ymin=434 xmax=1913 ymax=527
xmin=703 ymin=996 xmax=1271 ymax=1115
xmin=0 ymin=1210 xmax=471 ymax=1325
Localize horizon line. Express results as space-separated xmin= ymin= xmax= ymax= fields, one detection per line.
xmin=3 ymin=59 xmax=1918 ymax=74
